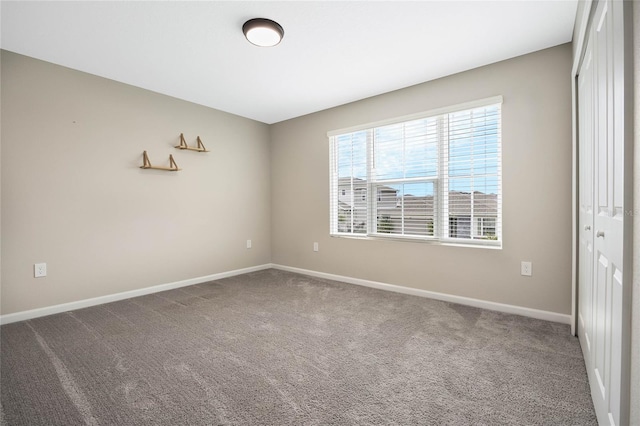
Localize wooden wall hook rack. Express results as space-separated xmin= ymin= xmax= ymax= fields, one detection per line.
xmin=175 ymin=133 xmax=208 ymax=152
xmin=140 ymin=151 xmax=181 ymax=171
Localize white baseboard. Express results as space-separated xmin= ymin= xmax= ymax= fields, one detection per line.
xmin=1 ymin=263 xmax=570 ymax=326
xmin=0 ymin=264 xmax=272 ymax=325
xmin=271 ymin=264 xmax=571 ymax=324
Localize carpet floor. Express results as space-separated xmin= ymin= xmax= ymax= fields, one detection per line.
xmin=1 ymin=269 xmax=596 ymax=425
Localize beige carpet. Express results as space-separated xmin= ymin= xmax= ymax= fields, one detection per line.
xmin=1 ymin=269 xmax=596 ymax=425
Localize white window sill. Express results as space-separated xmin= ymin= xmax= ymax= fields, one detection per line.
xmin=329 ymin=233 xmax=502 ymax=250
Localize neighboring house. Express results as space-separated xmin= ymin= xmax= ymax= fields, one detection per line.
xmin=338 ymin=178 xmax=497 ymax=239
xmin=337 ymin=178 xmax=367 ymax=233
xmin=446 ymin=191 xmax=498 ymax=239
xmin=338 ymin=178 xmax=398 ymax=234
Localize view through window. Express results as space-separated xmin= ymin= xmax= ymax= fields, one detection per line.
xmin=329 ymin=98 xmax=502 ymax=246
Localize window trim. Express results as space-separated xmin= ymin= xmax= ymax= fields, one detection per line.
xmin=327 ymin=96 xmax=503 ymax=138
xmin=328 ymin=96 xmax=502 ymax=249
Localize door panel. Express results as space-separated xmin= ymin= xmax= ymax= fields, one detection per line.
xmin=593 ymin=252 xmax=608 ymax=399
xmin=577 ymin=0 xmax=626 ymax=424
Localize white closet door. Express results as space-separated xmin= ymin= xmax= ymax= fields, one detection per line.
xmin=577 ymin=0 xmax=626 ymax=424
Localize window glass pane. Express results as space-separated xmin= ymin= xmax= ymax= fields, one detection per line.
xmin=352 ymin=182 xmax=367 ymax=234
xmin=336 ymin=181 xmax=353 ymax=233
xmin=336 ymin=134 xmax=353 ymax=179
xmin=446 ymin=105 xmax=500 ymax=241
xmin=374 ymin=124 xmax=404 ymax=180
xmin=337 ymin=131 xmax=367 ymax=179
xmin=374 ymin=119 xmax=438 ymax=180
xmin=403 ymin=182 xmax=435 ymax=236
xmin=449 ymin=136 xmax=473 ymax=177
xmin=376 ymin=184 xmax=400 ymax=234
xmin=448 ymin=106 xmax=500 ymax=178
xmin=336 ymin=209 xmax=352 ymax=233
xmin=405 ymin=117 xmax=438 ymax=178
xmin=473 ymin=178 xmax=498 ymax=216
xmin=375 ymin=182 xmax=435 ymax=237
xmin=336 ymin=179 xmax=367 ymax=234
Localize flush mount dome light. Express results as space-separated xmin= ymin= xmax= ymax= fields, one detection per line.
xmin=243 ymin=18 xmax=284 ymax=47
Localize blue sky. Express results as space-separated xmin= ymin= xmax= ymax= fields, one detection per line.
xmin=335 ymin=105 xmax=500 ymax=197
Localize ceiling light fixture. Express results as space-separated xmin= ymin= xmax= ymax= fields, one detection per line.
xmin=242 ymin=18 xmax=284 ymax=47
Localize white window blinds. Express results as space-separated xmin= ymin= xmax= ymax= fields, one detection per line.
xmin=329 ymin=97 xmax=502 ymax=246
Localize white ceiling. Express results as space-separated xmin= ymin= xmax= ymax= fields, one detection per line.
xmin=1 ymin=1 xmax=578 ymax=124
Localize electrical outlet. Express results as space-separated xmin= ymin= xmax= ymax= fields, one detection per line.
xmin=34 ymin=263 xmax=47 ymax=278
xmin=246 ymin=239 xmax=252 ymax=249
xmin=313 ymin=242 xmax=319 ymax=252
xmin=521 ymin=261 xmax=532 ymax=277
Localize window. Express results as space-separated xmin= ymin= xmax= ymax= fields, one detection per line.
xmin=329 ymin=97 xmax=501 ymax=247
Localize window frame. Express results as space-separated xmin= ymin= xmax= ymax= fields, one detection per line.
xmin=328 ymin=96 xmax=502 ymax=248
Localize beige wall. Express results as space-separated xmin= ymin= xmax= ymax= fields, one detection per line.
xmin=270 ymin=44 xmax=573 ymax=315
xmin=1 ymin=45 xmax=575 ymax=317
xmin=1 ymin=51 xmax=271 ymax=315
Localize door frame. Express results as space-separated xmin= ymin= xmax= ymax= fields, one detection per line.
xmin=571 ymin=0 xmax=594 ymax=338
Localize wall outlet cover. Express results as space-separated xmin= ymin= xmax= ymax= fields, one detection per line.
xmin=520 ymin=261 xmax=532 ymax=277
xmin=34 ymin=263 xmax=47 ymax=278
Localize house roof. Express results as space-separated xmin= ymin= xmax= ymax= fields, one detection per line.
xmin=338 ymin=179 xmax=498 ymax=218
